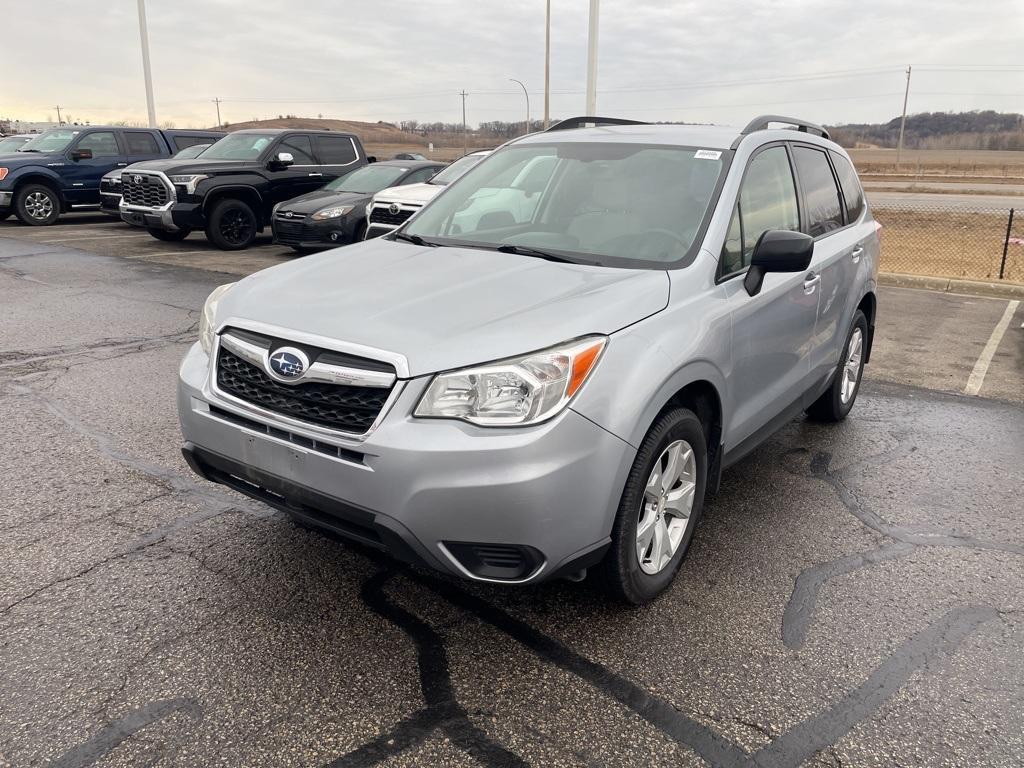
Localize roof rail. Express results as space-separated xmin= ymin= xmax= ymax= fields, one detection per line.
xmin=740 ymin=115 xmax=830 ymax=140
xmin=546 ymin=116 xmax=648 ymax=132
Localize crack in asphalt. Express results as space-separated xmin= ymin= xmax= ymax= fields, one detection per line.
xmin=329 ymin=563 xmax=996 ymax=768
xmin=779 ymin=443 xmax=1022 ymax=650
xmin=0 ymin=330 xmax=196 ymax=372
xmin=44 ymin=698 xmax=202 ymax=768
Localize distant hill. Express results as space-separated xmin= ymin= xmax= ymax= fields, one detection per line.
xmin=829 ymin=110 xmax=1024 ymax=151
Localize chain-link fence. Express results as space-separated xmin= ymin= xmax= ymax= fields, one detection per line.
xmin=870 ymin=201 xmax=1023 ymax=283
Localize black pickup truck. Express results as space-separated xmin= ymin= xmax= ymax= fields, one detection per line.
xmin=0 ymin=126 xmax=223 ymax=225
xmin=119 ymin=129 xmax=369 ymax=249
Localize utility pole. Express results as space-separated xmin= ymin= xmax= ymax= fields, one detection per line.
xmin=213 ymin=97 xmax=222 ymax=127
xmin=543 ymin=0 xmax=551 ymax=128
xmin=460 ymin=90 xmax=468 ymax=155
xmin=896 ymin=65 xmax=912 ymax=169
xmin=136 ymin=0 xmax=157 ymax=127
xmin=585 ymin=0 xmax=599 ymax=115
xmin=510 ymin=79 xmax=530 ymax=135
xmin=54 ymin=105 xmax=63 ymax=126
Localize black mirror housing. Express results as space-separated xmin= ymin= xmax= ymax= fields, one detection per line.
xmin=71 ymin=148 xmax=93 ymax=161
xmin=744 ymin=230 xmax=814 ymax=296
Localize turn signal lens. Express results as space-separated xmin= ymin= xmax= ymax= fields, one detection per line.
xmin=0 ymin=168 xmax=8 ymax=181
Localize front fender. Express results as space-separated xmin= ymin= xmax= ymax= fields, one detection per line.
xmin=0 ymin=164 xmax=64 ymax=195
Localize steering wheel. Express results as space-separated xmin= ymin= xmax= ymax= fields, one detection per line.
xmin=602 ymin=228 xmax=690 ymax=261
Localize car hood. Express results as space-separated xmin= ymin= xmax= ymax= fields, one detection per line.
xmin=372 ymin=182 xmax=442 ymax=206
xmin=102 ymin=160 xmax=150 ymax=182
xmin=128 ymin=158 xmax=257 ymax=176
xmin=277 ymin=189 xmax=369 ymax=214
xmin=0 ymin=150 xmax=61 ymax=167
xmin=216 ymin=240 xmax=669 ymax=376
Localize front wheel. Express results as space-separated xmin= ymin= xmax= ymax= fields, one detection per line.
xmin=14 ymin=184 xmax=61 ymax=226
xmin=147 ymin=227 xmax=192 ymax=242
xmin=806 ymin=309 xmax=868 ymax=422
xmin=205 ymin=198 xmax=257 ymax=250
xmin=597 ymin=407 xmax=707 ymax=604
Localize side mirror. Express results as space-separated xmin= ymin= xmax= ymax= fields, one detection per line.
xmin=744 ymin=230 xmax=814 ymax=296
xmin=70 ymin=148 xmax=93 ymax=161
xmin=270 ymin=151 xmax=294 ymax=169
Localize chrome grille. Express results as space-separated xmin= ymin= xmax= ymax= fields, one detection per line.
xmin=121 ymin=174 xmax=170 ymax=207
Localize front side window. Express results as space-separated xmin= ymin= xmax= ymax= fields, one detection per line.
xmin=76 ymin=132 xmax=120 ymax=158
xmin=720 ymin=146 xmax=800 ymax=274
xmin=125 ymin=132 xmax=159 ymax=154
xmin=405 ymin=142 xmax=726 ymax=267
xmin=829 ymin=151 xmax=865 ymax=224
xmin=199 ymin=133 xmax=276 ymax=161
xmin=20 ymin=129 xmax=80 ymax=153
xmin=792 ymin=146 xmax=843 ymax=237
xmin=278 ymin=135 xmax=315 ymax=164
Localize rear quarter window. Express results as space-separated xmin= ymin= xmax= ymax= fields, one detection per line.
xmin=829 ymin=151 xmax=866 ymax=223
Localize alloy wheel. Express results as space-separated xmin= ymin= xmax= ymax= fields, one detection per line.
xmin=636 ymin=439 xmax=696 ymax=575
xmin=840 ymin=327 xmax=863 ymax=404
xmin=219 ymin=209 xmax=253 ymax=245
xmin=25 ymin=191 xmax=54 ymax=220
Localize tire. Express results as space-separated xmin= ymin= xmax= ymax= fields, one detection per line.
xmin=806 ymin=309 xmax=868 ymax=422
xmin=353 ymin=221 xmax=367 ymax=243
xmin=147 ymin=227 xmax=192 ymax=242
xmin=14 ymin=184 xmax=61 ymax=226
xmin=597 ymin=407 xmax=707 ymax=604
xmin=205 ymin=198 xmax=257 ymax=250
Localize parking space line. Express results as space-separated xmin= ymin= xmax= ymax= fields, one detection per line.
xmin=964 ymin=299 xmax=1020 ymax=396
xmin=37 ymin=234 xmax=150 ymax=244
xmin=124 ymin=250 xmax=217 ymax=258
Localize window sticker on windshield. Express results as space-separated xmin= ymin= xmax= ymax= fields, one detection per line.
xmin=694 ymin=150 xmax=721 ymax=160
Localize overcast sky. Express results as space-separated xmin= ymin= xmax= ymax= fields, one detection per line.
xmin=3 ymin=0 xmax=1022 ymax=129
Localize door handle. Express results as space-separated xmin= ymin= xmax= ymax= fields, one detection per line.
xmin=307 ymin=172 xmax=323 ymax=177
xmin=851 ymin=245 xmax=864 ymax=263
xmin=803 ymin=272 xmax=821 ymax=294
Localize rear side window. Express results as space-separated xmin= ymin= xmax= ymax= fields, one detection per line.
xmin=172 ymin=135 xmax=215 ymax=151
xmin=125 ymin=132 xmax=159 ymax=154
xmin=76 ymin=131 xmax=120 ymax=158
xmin=315 ymin=136 xmax=358 ymax=165
xmin=829 ymin=151 xmax=865 ymax=223
xmin=793 ymin=146 xmax=843 ymax=237
xmin=721 ymin=145 xmax=800 ymax=274
xmin=278 ymin=135 xmax=315 ymax=164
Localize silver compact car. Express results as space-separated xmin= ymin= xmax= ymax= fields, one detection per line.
xmin=179 ymin=115 xmax=879 ymax=603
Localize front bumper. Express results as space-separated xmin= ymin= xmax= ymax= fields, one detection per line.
xmin=178 ymin=342 xmax=632 ymax=583
xmin=121 ymin=201 xmax=204 ymax=232
xmin=272 ymin=214 xmax=363 ymax=250
xmin=0 ymin=190 xmax=13 ymax=209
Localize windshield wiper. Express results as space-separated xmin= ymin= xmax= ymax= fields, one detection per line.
xmin=495 ymin=244 xmax=577 ymax=264
xmin=391 ymin=232 xmax=438 ymax=247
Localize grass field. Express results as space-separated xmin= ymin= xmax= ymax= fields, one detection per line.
xmin=872 ymin=206 xmax=1023 ymax=283
xmin=850 ymin=148 xmax=1024 ymax=179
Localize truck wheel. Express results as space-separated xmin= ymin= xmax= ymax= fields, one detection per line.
xmin=15 ymin=184 xmax=61 ymax=226
xmin=206 ymin=198 xmax=257 ymax=250
xmin=596 ymin=407 xmax=707 ymax=604
xmin=806 ymin=310 xmax=868 ymax=422
xmin=147 ymin=227 xmax=192 ymax=242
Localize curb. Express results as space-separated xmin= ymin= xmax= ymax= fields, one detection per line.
xmin=879 ymin=272 xmax=1024 ymax=300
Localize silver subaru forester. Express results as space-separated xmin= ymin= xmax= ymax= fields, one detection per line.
xmin=179 ymin=115 xmax=879 ymax=604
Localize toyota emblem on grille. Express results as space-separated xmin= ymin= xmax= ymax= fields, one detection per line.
xmin=132 ymin=175 xmax=142 ymax=184
xmin=388 ymin=203 xmax=400 ymax=215
xmin=284 ymin=211 xmax=294 ymax=218
xmin=267 ymin=347 xmax=309 ymax=380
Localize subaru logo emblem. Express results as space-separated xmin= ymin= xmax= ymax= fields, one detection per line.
xmin=388 ymin=203 xmax=400 ymax=215
xmin=132 ymin=175 xmax=142 ymax=184
xmin=267 ymin=346 xmax=309 ymax=380
xmin=284 ymin=211 xmax=294 ymax=218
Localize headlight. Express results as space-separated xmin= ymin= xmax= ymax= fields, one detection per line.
xmin=312 ymin=204 xmax=354 ymax=221
xmin=169 ymin=174 xmax=208 ymax=195
xmin=199 ymin=282 xmax=236 ymax=354
xmin=414 ymin=336 xmax=606 ymax=426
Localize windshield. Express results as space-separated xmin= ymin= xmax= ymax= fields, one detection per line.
xmin=197 ymin=133 xmax=275 ymax=161
xmin=326 ymin=164 xmax=410 ymax=193
xmin=428 ymin=154 xmax=486 ymax=185
xmin=404 ymin=142 xmax=726 ymax=267
xmin=172 ymin=144 xmax=210 ymax=160
xmin=18 ymin=129 xmax=81 ymax=153
xmin=0 ymin=137 xmax=30 ymax=154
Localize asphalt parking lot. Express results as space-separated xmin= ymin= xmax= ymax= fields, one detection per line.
xmin=1 ymin=215 xmax=1022 ymax=767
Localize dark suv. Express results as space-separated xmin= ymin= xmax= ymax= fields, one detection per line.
xmin=119 ymin=129 xmax=368 ymax=250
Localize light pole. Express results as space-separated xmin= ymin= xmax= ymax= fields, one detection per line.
xmin=543 ymin=0 xmax=551 ymax=128
xmin=136 ymin=0 xmax=157 ymax=127
xmin=585 ymin=0 xmax=599 ymax=115
xmin=509 ymin=78 xmax=530 ymax=135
